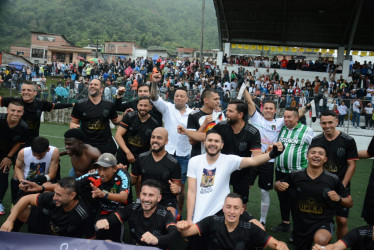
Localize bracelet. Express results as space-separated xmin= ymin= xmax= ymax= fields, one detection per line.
xmin=5 ymin=156 xmax=12 ymax=159
xmin=103 ymin=190 xmax=109 ymax=199
xmin=338 ymin=195 xmax=342 ymax=202
xmin=40 ymin=185 xmax=45 ymax=193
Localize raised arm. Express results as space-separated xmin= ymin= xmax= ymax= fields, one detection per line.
xmin=239 ymin=142 xmax=284 ymax=169
xmin=243 ymin=89 xmax=256 ymax=116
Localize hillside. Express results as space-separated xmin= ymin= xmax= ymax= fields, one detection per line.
xmin=0 ymin=0 xmax=219 ymax=52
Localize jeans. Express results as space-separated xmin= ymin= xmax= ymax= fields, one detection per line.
xmin=339 ymin=115 xmax=345 ymax=126
xmin=352 ymin=112 xmax=360 ymax=127
xmin=365 ymin=114 xmax=373 ymax=128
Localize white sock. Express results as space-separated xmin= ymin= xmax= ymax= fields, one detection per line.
xmin=260 ymin=189 xmax=270 ymax=224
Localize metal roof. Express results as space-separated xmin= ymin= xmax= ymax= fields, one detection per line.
xmin=213 ymin=0 xmax=374 ymax=51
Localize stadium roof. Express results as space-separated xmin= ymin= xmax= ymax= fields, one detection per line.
xmin=213 ymin=0 xmax=374 ymax=51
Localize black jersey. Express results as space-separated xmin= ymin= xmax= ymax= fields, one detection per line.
xmin=71 ymin=98 xmax=118 ymax=146
xmin=211 ymin=121 xmax=261 ymax=157
xmin=36 ymin=192 xmax=95 ymax=238
xmin=76 ymin=169 xmax=131 ymax=214
xmin=117 ymin=111 xmax=158 ymax=157
xmin=0 ymin=113 xmax=28 ymax=156
xmin=340 ymin=225 xmax=374 ymax=250
xmin=283 ymin=169 xmax=349 ymax=237
xmin=107 ymin=203 xmax=177 ymax=249
xmin=196 ymin=215 xmax=271 ymax=250
xmin=0 ymin=97 xmax=71 ymax=145
xmin=115 ymin=98 xmax=163 ymax=126
xmin=312 ymin=132 xmax=358 ymax=180
xmin=132 ymin=151 xmax=181 ymax=199
xmin=362 ymin=136 xmax=374 ymax=225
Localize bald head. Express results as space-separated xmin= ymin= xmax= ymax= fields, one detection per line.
xmin=150 ymin=127 xmax=168 ymax=153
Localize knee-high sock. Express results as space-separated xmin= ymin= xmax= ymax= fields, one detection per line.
xmin=10 ymin=178 xmax=20 ymax=204
xmin=0 ymin=172 xmax=9 ymax=203
xmin=260 ymin=189 xmax=270 ymax=224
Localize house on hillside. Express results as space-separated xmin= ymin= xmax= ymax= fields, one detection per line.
xmin=147 ymin=46 xmax=169 ymax=59
xmin=9 ymin=31 xmax=94 ymax=64
xmin=176 ymin=47 xmax=195 ymax=58
xmin=102 ymin=41 xmax=146 ymax=61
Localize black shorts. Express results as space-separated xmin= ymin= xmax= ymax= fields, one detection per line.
xmin=248 ymin=162 xmax=275 ymax=190
xmin=159 ymin=194 xmax=177 ymax=209
xmin=336 ymin=186 xmax=350 ymax=218
xmin=293 ymin=220 xmax=335 ymax=250
xmin=27 ymin=206 xmax=51 ymax=235
xmin=230 ymin=168 xmax=251 ymax=203
xmin=91 ymin=138 xmax=117 ymax=155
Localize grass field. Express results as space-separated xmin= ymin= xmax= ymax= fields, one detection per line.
xmin=0 ymin=122 xmax=371 ymax=249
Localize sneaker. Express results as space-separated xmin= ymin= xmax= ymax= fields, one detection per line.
xmin=288 ymin=230 xmax=294 ymax=243
xmin=0 ymin=204 xmax=5 ymax=215
xmin=271 ymin=222 xmax=291 ymax=232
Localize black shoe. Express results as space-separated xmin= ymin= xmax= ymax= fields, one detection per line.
xmin=288 ymin=230 xmax=293 ymax=243
xmin=271 ymin=222 xmax=291 ymax=233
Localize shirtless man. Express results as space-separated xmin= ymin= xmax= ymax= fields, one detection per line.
xmin=61 ymin=129 xmax=101 ymax=177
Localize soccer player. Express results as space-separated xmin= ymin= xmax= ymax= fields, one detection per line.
xmin=312 ymin=110 xmax=358 ymax=238
xmin=95 ymin=179 xmax=179 ymax=249
xmin=115 ymin=96 xmax=158 ymax=166
xmin=275 ymin=143 xmax=353 ymax=249
xmin=177 ymin=193 xmax=289 ymax=250
xmin=70 ymin=79 xmax=122 ymax=154
xmin=210 ymin=100 xmax=262 ymax=208
xmin=0 ymin=177 xmax=95 ymax=239
xmin=0 ymin=100 xmax=28 ymax=214
xmin=131 ymin=127 xmax=181 ymax=217
xmin=61 ymin=128 xmax=101 ymax=177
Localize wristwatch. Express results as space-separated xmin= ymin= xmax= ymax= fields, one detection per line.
xmin=103 ymin=190 xmax=109 ymax=199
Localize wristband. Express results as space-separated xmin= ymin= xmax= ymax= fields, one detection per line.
xmin=338 ymin=195 xmax=342 ymax=202
xmin=5 ymin=156 xmax=12 ymax=159
xmin=45 ymin=175 xmax=50 ymax=182
xmin=103 ymin=190 xmax=109 ymax=199
xmin=40 ymin=185 xmax=45 ymax=193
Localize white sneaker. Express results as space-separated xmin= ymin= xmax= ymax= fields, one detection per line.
xmin=0 ymin=204 xmax=5 ymax=215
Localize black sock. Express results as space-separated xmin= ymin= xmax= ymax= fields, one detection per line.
xmin=10 ymin=179 xmax=20 ymax=204
xmin=0 ymin=172 xmax=9 ymax=203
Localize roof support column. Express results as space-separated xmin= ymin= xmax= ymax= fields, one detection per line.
xmin=336 ymin=47 xmax=345 ymax=64
xmin=345 ymin=0 xmax=364 ymax=59
xmin=224 ymin=42 xmax=231 ymax=57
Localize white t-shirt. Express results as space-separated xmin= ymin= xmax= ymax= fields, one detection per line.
xmin=364 ymin=107 xmax=373 ymax=115
xmin=187 ymin=153 xmax=242 ymax=223
xmin=353 ymin=101 xmax=361 ymax=113
xmin=338 ymin=105 xmax=348 ymax=115
xmin=250 ymin=111 xmax=284 ymax=162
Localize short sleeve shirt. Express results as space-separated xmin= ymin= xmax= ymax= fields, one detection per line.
xmin=71 ymin=98 xmax=118 ymax=146
xmin=250 ymin=110 xmax=284 ymax=162
xmin=36 ymin=192 xmax=95 ymax=238
xmin=118 ymin=111 xmax=158 ymax=156
xmin=187 ymin=153 xmax=242 ymax=222
xmin=197 ymin=215 xmax=271 ymax=250
xmin=362 ymin=136 xmax=374 ymax=224
xmin=0 ymin=113 xmax=28 ymax=156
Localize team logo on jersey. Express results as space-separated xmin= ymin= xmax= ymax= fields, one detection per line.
xmin=239 ymin=142 xmax=248 ymax=151
xmin=103 ymin=109 xmax=109 ymax=118
xmin=271 ymin=125 xmax=276 ymax=130
xmin=298 ymin=198 xmax=324 ymax=215
xmin=324 ymin=160 xmax=339 ymax=173
xmin=337 ymin=148 xmax=346 ymax=158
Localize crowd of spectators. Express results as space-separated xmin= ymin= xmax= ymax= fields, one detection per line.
xmin=1 ymin=55 xmax=373 ymax=128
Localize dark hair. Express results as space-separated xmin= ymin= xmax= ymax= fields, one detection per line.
xmin=175 ymin=87 xmax=188 ymax=95
xmin=8 ymin=100 xmax=24 ymax=107
xmin=225 ymin=193 xmax=243 ymax=203
xmin=58 ymin=177 xmax=78 ymax=199
xmin=141 ymin=179 xmax=162 ymax=192
xmin=201 ymin=88 xmax=218 ymax=105
xmin=137 ymin=83 xmax=150 ymax=92
xmin=21 ymin=80 xmax=37 ymax=91
xmin=263 ymin=100 xmax=277 ymax=109
xmin=31 ymin=137 xmax=49 ymax=153
xmin=64 ymin=129 xmax=86 ymax=142
xmin=138 ymin=96 xmax=152 ymax=104
xmin=285 ymin=107 xmax=299 ymax=117
xmin=307 ymin=143 xmax=327 ymax=155
xmin=205 ymin=130 xmax=223 ymax=141
xmin=229 ymin=100 xmax=248 ymax=119
xmin=320 ymin=110 xmax=337 ymax=119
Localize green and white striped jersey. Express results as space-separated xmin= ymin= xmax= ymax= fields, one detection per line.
xmin=275 ymin=123 xmax=314 ymax=173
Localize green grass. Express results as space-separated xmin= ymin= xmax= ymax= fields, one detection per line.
xmin=0 ymin=122 xmax=371 ymax=249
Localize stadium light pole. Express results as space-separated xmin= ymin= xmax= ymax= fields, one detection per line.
xmin=200 ymin=0 xmax=205 ymax=70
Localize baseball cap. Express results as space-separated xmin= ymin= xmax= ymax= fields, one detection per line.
xmin=92 ymin=153 xmax=117 ymax=168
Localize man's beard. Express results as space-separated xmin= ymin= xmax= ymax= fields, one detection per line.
xmin=205 ymin=146 xmax=220 ymax=157
xmin=151 ymin=144 xmax=164 ymax=153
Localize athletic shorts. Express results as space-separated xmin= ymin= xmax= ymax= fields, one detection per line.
xmin=159 ymin=194 xmax=177 ymax=209
xmin=230 ymin=168 xmax=251 ymax=204
xmin=293 ymin=220 xmax=335 ymax=250
xmin=92 ymin=138 xmax=117 ymax=155
xmin=248 ymin=162 xmax=275 ymax=190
